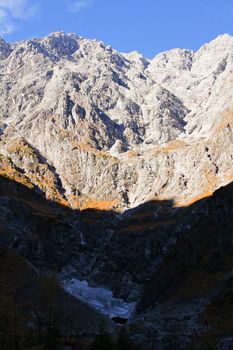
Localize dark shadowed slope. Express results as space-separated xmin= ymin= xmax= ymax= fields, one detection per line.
xmin=0 ymin=171 xmax=233 ymax=349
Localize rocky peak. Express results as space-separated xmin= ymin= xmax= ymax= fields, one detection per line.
xmin=123 ymin=50 xmax=149 ymax=69
xmin=0 ymin=32 xmax=232 ymax=211
xmin=192 ymin=33 xmax=233 ymax=75
xmin=40 ymin=31 xmax=80 ymax=58
xmin=150 ymin=48 xmax=194 ymax=71
xmin=0 ymin=38 xmax=12 ymax=60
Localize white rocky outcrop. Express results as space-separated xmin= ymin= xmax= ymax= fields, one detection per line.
xmin=0 ymin=32 xmax=232 ymax=209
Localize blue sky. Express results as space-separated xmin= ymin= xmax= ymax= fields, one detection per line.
xmin=0 ymin=0 xmax=233 ymax=57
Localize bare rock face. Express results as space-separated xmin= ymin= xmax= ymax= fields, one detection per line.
xmin=0 ymin=38 xmax=12 ymax=60
xmin=0 ymin=32 xmax=233 ymax=349
xmin=0 ymin=32 xmax=233 ymax=211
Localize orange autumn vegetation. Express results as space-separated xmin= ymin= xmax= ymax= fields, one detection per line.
xmin=172 ymin=107 xmax=233 ymax=206
xmin=125 ymin=150 xmax=140 ymax=158
xmin=0 ymin=164 xmax=34 ymax=189
xmin=176 ymin=189 xmax=214 ymax=207
xmin=71 ymin=141 xmax=119 ymax=162
xmin=211 ymin=108 xmax=233 ymax=134
xmin=160 ymin=139 xmax=188 ymax=152
xmin=29 ymin=169 xmax=68 ymax=206
xmin=68 ymin=194 xmax=119 ymax=211
xmin=145 ymin=139 xmax=188 ymax=157
xmin=6 ymin=139 xmax=68 ymax=206
xmin=176 ymin=169 xmax=233 ymax=207
xmin=8 ymin=138 xmax=38 ymax=159
xmin=0 ymin=153 xmax=118 ymax=211
xmin=0 ymin=162 xmax=68 ymax=207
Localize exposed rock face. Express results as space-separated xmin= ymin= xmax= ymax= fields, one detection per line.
xmin=0 ymin=38 xmax=12 ymax=59
xmin=0 ymin=32 xmax=233 ymax=349
xmin=0 ymin=32 xmax=232 ymax=210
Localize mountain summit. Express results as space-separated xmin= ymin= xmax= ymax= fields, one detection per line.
xmin=0 ymin=32 xmax=232 ymax=209
xmin=0 ymin=32 xmax=233 ymax=349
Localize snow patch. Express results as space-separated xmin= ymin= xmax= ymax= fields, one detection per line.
xmin=63 ymin=278 xmax=136 ymax=319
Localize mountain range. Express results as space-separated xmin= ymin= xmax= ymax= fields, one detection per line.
xmin=0 ymin=32 xmax=233 ymax=349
